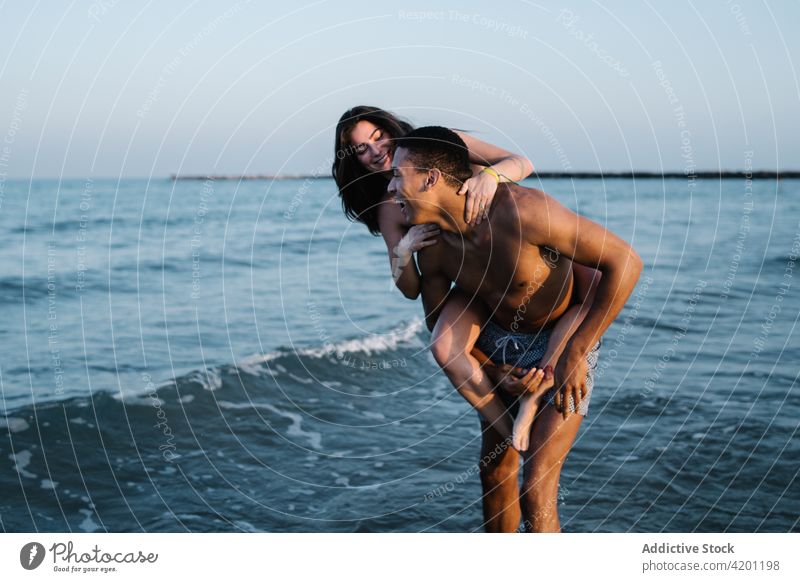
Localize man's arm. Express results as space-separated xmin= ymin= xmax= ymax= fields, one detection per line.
xmin=523 ymin=190 xmax=643 ymax=415
xmin=417 ymin=245 xmax=452 ymax=332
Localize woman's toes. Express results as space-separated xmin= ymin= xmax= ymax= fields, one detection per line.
xmin=513 ymin=432 xmax=525 ymax=452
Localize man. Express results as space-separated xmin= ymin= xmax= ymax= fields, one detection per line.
xmin=387 ymin=126 xmax=642 ymax=532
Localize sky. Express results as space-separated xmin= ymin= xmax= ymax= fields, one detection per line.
xmin=0 ymin=0 xmax=798 ymax=178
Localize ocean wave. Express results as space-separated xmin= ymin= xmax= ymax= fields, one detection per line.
xmin=0 ymin=318 xmax=428 ymax=416
xmin=236 ymin=317 xmax=425 ymax=374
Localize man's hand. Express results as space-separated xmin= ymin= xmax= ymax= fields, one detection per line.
xmin=490 ymin=363 xmax=554 ymax=398
xmin=553 ymin=345 xmax=588 ymax=419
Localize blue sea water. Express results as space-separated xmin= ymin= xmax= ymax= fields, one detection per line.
xmin=0 ymin=176 xmax=798 ymax=532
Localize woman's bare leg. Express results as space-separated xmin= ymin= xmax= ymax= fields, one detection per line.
xmin=430 ymin=290 xmax=514 ymax=440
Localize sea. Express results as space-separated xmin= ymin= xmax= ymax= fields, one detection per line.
xmin=0 ymin=176 xmax=798 ymax=532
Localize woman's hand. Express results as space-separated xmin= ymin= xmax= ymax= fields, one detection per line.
xmin=490 ymin=363 xmax=554 ymax=397
xmin=395 ymin=224 xmax=440 ymax=258
xmin=393 ymin=224 xmax=441 ymax=284
xmin=458 ymin=169 xmax=499 ymax=226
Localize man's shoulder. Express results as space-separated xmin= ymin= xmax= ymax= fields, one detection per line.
xmin=494 ymin=183 xmax=550 ymax=225
xmin=504 ymin=182 xmax=549 ymax=205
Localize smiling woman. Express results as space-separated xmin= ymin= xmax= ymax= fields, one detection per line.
xmin=333 ymin=107 xmax=414 ymax=237
xmin=350 ymin=120 xmax=393 ymax=174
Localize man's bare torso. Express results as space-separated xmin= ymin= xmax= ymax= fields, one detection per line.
xmin=421 ymin=184 xmax=574 ymax=333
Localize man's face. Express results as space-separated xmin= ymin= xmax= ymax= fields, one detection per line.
xmin=387 ymin=147 xmax=431 ymax=224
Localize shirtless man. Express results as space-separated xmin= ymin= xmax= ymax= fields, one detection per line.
xmin=387 ymin=126 xmax=643 ymax=532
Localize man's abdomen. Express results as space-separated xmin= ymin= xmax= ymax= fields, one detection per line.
xmin=490 ymin=264 xmax=574 ymax=333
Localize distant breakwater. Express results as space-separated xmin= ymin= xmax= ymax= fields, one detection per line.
xmin=171 ymin=170 xmax=800 ymax=181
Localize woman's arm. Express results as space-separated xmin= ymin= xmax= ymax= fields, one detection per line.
xmin=527 ymin=264 xmax=602 ymax=378
xmin=454 ymin=130 xmax=534 ymax=226
xmin=377 ymin=200 xmax=439 ymax=300
xmin=456 ymin=130 xmax=534 ymax=182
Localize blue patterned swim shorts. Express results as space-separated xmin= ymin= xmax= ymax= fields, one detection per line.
xmin=474 ymin=319 xmax=601 ymax=417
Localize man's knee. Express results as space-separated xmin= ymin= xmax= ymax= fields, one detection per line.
xmin=479 ymin=448 xmax=519 ymax=489
xmin=480 ymin=463 xmax=518 ymax=490
xmin=430 ymin=332 xmax=461 ymax=369
xmin=431 ymin=340 xmax=474 ymax=386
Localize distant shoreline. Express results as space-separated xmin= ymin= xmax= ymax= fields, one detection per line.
xmin=171 ymin=171 xmax=800 ymax=181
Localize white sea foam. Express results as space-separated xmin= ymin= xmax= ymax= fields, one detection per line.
xmin=218 ymin=400 xmax=322 ymax=450
xmin=237 ymin=318 xmax=424 ymax=372
xmin=288 ymin=373 xmax=313 ymax=385
xmin=189 ymin=368 xmax=222 ymax=391
xmin=0 ymin=417 xmax=29 ymax=432
xmin=78 ymin=508 xmax=100 ymax=532
xmin=288 ymin=488 xmax=316 ymax=496
xmin=10 ymin=450 xmax=37 ymax=478
xmin=362 ymin=411 xmax=386 ymax=421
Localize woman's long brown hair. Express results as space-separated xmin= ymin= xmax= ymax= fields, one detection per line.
xmin=332 ymin=106 xmax=414 ymax=235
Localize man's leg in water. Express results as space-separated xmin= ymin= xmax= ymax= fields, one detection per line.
xmin=520 ymin=405 xmax=583 ymax=532
xmin=479 ymin=420 xmax=521 ymax=532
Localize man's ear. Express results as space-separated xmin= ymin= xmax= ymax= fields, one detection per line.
xmin=424 ymin=168 xmax=441 ymax=190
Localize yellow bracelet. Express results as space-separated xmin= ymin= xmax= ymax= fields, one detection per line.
xmin=481 ymin=167 xmax=501 ymax=183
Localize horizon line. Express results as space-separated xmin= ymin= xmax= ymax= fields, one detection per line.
xmin=5 ymin=169 xmax=799 ymax=181
xmin=170 ymin=170 xmax=800 ymax=181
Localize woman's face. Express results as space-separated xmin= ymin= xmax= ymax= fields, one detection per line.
xmin=348 ymin=120 xmax=392 ymax=174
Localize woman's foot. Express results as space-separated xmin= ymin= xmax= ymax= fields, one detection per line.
xmin=511 ymin=366 xmax=554 ymax=451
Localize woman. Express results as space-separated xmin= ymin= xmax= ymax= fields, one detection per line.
xmin=332 ymin=106 xmax=533 ymax=300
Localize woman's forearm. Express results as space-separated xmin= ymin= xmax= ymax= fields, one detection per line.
xmin=539 ymin=304 xmax=586 ymax=369
xmin=391 ymin=246 xmax=421 ymax=299
xmin=540 ymin=268 xmax=600 ymax=368
xmin=485 ymin=155 xmax=534 ymax=183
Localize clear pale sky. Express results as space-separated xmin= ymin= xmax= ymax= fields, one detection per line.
xmin=1 ymin=0 xmax=797 ymax=178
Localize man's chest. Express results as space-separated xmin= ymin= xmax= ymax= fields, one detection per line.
xmin=439 ymin=237 xmax=558 ymax=310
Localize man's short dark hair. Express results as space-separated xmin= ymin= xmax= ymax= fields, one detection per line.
xmin=394 ymin=126 xmax=472 ymax=188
